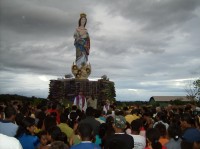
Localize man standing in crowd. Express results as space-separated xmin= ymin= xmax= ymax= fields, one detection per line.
xmin=104 ymin=115 xmax=134 ymax=149
xmin=73 ymin=91 xmax=87 ymax=112
xmin=87 ymin=94 xmax=97 ymax=109
xmin=70 ymin=123 xmax=101 ymax=149
xmin=0 ymin=105 xmax=18 ymax=137
xmin=103 ymin=99 xmax=110 ymax=114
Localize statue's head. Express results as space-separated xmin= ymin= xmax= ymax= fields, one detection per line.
xmin=79 ymin=13 xmax=87 ymax=27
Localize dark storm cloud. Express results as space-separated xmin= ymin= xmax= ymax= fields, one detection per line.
xmin=0 ymin=39 xmax=74 ymax=76
xmin=101 ymin=0 xmax=200 ymax=31
xmin=0 ymin=0 xmax=200 ymax=100
xmin=0 ymin=0 xmax=76 ymax=37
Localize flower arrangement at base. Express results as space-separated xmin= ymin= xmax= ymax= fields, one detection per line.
xmin=71 ymin=63 xmax=91 ymax=79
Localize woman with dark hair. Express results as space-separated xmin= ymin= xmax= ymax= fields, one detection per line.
xmin=165 ymin=123 xmax=181 ymax=149
xmin=15 ymin=117 xmax=39 ymax=149
xmin=154 ymin=122 xmax=169 ymax=146
xmin=99 ymin=116 xmax=115 ymax=147
xmin=74 ymin=13 xmax=90 ymax=68
xmin=43 ymin=115 xmax=57 ymax=131
xmin=145 ymin=128 xmax=167 ymax=149
xmin=46 ymin=126 xmax=67 ymax=144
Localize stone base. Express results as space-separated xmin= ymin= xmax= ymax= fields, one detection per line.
xmin=71 ymin=63 xmax=91 ymax=79
xmin=48 ymin=78 xmax=116 ymax=108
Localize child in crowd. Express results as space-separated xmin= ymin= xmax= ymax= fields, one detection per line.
xmin=37 ymin=130 xmax=48 ymax=149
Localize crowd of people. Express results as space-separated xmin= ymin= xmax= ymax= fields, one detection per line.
xmin=0 ymin=96 xmax=200 ymax=149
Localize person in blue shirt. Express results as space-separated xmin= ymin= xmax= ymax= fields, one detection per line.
xmin=15 ymin=117 xmax=39 ymax=149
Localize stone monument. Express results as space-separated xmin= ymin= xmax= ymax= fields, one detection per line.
xmin=48 ymin=13 xmax=116 ymax=105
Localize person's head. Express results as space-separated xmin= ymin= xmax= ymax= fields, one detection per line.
xmin=78 ymin=90 xmax=84 ymax=96
xmin=78 ymin=123 xmax=93 ymax=141
xmin=94 ymin=109 xmax=101 ymax=118
xmin=180 ymin=113 xmax=194 ymax=131
xmin=131 ymin=108 xmax=140 ymax=115
xmin=20 ymin=106 xmax=30 ymax=117
xmin=146 ymin=128 xmax=162 ymax=149
xmin=15 ymin=116 xmax=36 ymax=138
xmin=43 ymin=115 xmax=57 ymax=131
xmin=113 ymin=115 xmax=126 ymax=131
xmin=49 ymin=141 xmax=69 ymax=149
xmin=71 ymin=105 xmax=77 ymax=111
xmin=106 ymin=115 xmax=114 ymax=124
xmin=155 ymin=111 xmax=166 ymax=122
xmin=4 ymin=106 xmax=17 ymax=120
xmin=181 ymin=128 xmax=200 ymax=149
xmin=22 ymin=117 xmax=36 ymax=135
xmin=46 ymin=126 xmax=63 ymax=142
xmin=37 ymin=130 xmax=48 ymax=146
xmin=106 ymin=99 xmax=110 ymax=105
xmin=154 ymin=122 xmax=167 ymax=137
xmin=86 ymin=107 xmax=94 ymax=117
xmin=78 ymin=13 xmax=87 ymax=27
xmin=91 ymin=94 xmax=95 ymax=100
xmin=167 ymin=123 xmax=181 ymax=141
xmin=60 ymin=113 xmax=68 ymax=123
xmin=131 ymin=118 xmax=143 ymax=134
xmin=15 ymin=113 xmax=24 ymax=126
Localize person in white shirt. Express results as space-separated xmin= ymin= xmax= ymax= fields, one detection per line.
xmin=0 ymin=133 xmax=23 ymax=149
xmin=103 ymin=100 xmax=110 ymax=114
xmin=130 ymin=119 xmax=146 ymax=149
xmin=87 ymin=95 xmax=97 ymax=109
xmin=73 ymin=91 xmax=87 ymax=112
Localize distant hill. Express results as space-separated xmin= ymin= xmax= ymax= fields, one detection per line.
xmin=0 ymin=94 xmax=46 ymax=105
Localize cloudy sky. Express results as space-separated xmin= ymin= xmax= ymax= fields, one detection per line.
xmin=0 ymin=0 xmax=200 ymax=101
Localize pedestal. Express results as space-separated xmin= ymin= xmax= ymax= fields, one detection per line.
xmin=71 ymin=63 xmax=91 ymax=79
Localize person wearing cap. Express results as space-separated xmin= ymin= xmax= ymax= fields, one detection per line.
xmin=104 ymin=115 xmax=134 ymax=149
xmin=181 ymin=128 xmax=200 ymax=149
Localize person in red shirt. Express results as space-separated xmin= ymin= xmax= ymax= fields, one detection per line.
xmin=46 ymin=103 xmax=60 ymax=124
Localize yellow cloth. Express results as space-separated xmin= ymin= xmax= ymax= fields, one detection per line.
xmin=34 ymin=127 xmax=41 ymax=134
xmin=125 ymin=114 xmax=140 ymax=124
xmin=58 ymin=123 xmax=74 ymax=140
